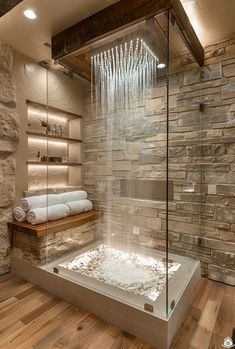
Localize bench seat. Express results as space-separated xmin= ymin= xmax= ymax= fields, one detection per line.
xmin=8 ymin=210 xmax=102 ymax=237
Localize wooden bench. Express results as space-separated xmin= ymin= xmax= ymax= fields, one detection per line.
xmin=8 ymin=211 xmax=102 ymax=238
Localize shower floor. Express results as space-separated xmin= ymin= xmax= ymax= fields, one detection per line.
xmin=11 ymin=241 xmax=200 ymax=349
xmin=45 ymin=241 xmax=200 ymax=320
xmin=58 ymin=244 xmax=181 ymax=302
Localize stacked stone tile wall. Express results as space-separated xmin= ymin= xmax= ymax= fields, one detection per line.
xmin=0 ymin=42 xmax=19 ymax=274
xmin=83 ymin=36 xmax=235 ymax=285
xmin=12 ymin=220 xmax=102 ymax=266
xmin=167 ymin=37 xmax=235 ymax=285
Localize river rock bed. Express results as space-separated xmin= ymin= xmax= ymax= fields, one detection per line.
xmin=59 ymin=244 xmax=181 ymax=301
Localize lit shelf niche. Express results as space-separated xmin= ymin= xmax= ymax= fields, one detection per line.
xmin=26 ymin=100 xmax=82 ymax=191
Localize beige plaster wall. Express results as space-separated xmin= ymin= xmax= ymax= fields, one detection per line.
xmin=13 ymin=51 xmax=86 ymax=205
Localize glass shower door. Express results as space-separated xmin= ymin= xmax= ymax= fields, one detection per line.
xmin=44 ymin=14 xmax=171 ymax=320
xmin=167 ymin=12 xmax=202 ymax=316
xmin=45 ymin=67 xmax=84 ymax=267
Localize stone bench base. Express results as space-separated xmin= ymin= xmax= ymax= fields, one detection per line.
xmin=10 ymin=213 xmax=103 ymax=265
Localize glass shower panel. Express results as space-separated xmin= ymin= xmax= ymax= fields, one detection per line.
xmin=45 ymin=14 xmax=170 ymax=319
xmin=45 ymin=67 xmax=84 ymax=266
xmin=13 ymin=54 xmax=48 ymax=266
xmin=15 ymin=59 xmax=48 ymax=197
xmin=88 ymin=13 xmax=169 ymax=317
xmin=167 ymin=15 xmax=202 ymax=315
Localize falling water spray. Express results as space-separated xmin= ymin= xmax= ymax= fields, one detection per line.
xmin=91 ymin=38 xmax=159 ymax=247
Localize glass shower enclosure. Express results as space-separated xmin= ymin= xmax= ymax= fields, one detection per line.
xmin=20 ymin=8 xmax=202 ymax=349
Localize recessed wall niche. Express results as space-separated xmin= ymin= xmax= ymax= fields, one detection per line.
xmin=26 ymin=100 xmax=82 ymax=190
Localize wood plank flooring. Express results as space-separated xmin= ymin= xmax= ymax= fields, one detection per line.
xmin=0 ymin=273 xmax=234 ymax=349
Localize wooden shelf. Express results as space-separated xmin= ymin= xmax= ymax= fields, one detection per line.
xmin=27 ymin=161 xmax=82 ymax=167
xmin=26 ymin=131 xmax=82 ymax=143
xmin=9 ymin=211 xmax=102 ymax=237
xmin=26 ymin=100 xmax=82 ymax=120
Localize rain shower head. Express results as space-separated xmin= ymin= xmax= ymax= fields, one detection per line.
xmin=92 ymin=38 xmax=159 ymax=76
xmin=92 ymin=38 xmax=159 ymax=66
xmin=91 ymin=38 xmax=159 ymax=113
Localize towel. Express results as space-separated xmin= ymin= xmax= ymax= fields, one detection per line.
xmin=27 ymin=204 xmax=69 ymax=225
xmin=40 ymin=194 xmax=64 ymax=206
xmin=13 ymin=207 xmax=27 ymax=222
xmin=59 ymin=191 xmax=87 ymax=203
xmin=21 ymin=194 xmax=64 ymax=212
xmin=66 ymin=199 xmax=93 ymax=216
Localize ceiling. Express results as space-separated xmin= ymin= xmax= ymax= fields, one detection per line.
xmin=0 ymin=0 xmax=234 ymax=63
xmin=0 ymin=0 xmax=118 ymax=62
xmin=181 ymin=0 xmax=235 ymax=46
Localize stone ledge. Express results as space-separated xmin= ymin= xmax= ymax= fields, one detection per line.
xmin=12 ymin=221 xmax=102 ymax=265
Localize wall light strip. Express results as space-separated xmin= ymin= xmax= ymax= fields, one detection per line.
xmin=28 ymin=107 xmax=68 ymax=123
xmin=28 ymin=164 xmax=69 ymax=170
xmin=28 ymin=137 xmax=68 ymax=146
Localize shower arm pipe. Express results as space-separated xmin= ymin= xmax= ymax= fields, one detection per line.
xmin=52 ymin=0 xmax=204 ymax=67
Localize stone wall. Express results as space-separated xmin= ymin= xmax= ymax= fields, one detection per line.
xmin=0 ymin=42 xmax=19 ymax=274
xmin=167 ymin=36 xmax=235 ymax=285
xmin=83 ymin=36 xmax=235 ymax=285
xmin=12 ymin=220 xmax=102 ymax=266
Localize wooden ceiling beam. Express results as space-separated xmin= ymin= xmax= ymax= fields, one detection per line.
xmin=60 ymin=55 xmax=92 ymax=82
xmin=52 ymin=0 xmax=204 ymax=67
xmin=52 ymin=0 xmax=171 ymax=59
xmin=171 ymin=0 xmax=204 ymax=66
xmin=0 ymin=0 xmax=23 ymax=17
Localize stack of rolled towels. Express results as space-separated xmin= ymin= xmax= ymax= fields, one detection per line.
xmin=13 ymin=191 xmax=93 ymax=225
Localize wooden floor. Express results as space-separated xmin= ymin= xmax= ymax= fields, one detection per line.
xmin=0 ymin=274 xmax=234 ymax=349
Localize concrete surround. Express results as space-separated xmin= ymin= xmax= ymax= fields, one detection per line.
xmin=0 ymin=41 xmax=19 ymax=275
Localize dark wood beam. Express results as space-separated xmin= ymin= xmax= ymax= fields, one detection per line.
xmin=52 ymin=0 xmax=204 ymax=67
xmin=171 ymin=0 xmax=204 ymax=66
xmin=60 ymin=55 xmax=92 ymax=82
xmin=0 ymin=0 xmax=23 ymax=17
xmin=52 ymin=0 xmax=171 ymax=59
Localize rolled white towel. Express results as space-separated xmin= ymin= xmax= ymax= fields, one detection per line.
xmin=59 ymin=191 xmax=87 ymax=203
xmin=66 ymin=199 xmax=93 ymax=216
xmin=13 ymin=207 xmax=27 ymax=222
xmin=40 ymin=194 xmax=64 ymax=206
xmin=27 ymin=204 xmax=69 ymax=225
xmin=21 ymin=196 xmax=42 ymax=211
xmin=21 ymin=194 xmax=63 ymax=211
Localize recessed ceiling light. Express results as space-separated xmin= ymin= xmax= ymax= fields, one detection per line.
xmin=23 ymin=9 xmax=37 ymax=20
xmin=157 ymin=63 xmax=166 ymax=69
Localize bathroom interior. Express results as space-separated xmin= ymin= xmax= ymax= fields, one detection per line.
xmin=0 ymin=0 xmax=235 ymax=348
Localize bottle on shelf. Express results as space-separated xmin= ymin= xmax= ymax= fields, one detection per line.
xmin=52 ymin=124 xmax=56 ymax=135
xmin=46 ymin=124 xmax=51 ymax=135
xmin=54 ymin=124 xmax=63 ymax=136
xmin=36 ymin=151 xmax=41 ymax=162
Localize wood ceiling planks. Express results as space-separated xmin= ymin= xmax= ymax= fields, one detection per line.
xmin=52 ymin=0 xmax=204 ymax=70
xmin=52 ymin=0 xmax=172 ymax=60
xmin=0 ymin=0 xmax=204 ymax=83
xmin=0 ymin=0 xmax=23 ymax=17
xmin=171 ymin=0 xmax=204 ymax=66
